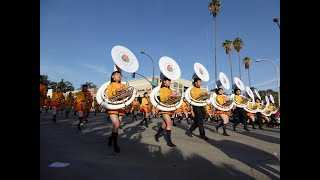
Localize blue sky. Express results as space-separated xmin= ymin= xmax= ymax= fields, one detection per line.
xmin=40 ymin=0 xmax=280 ymax=93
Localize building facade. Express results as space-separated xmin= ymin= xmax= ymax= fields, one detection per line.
xmin=128 ymin=75 xmax=193 ymax=97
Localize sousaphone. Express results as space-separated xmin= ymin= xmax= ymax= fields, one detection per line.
xmin=254 ymin=89 xmax=261 ymax=100
xmin=230 ymin=77 xmax=249 ymax=108
xmin=184 ymin=62 xmax=213 ymax=107
xmin=261 ymin=95 xmax=272 ymax=116
xmin=244 ymin=86 xmax=258 ymax=113
xmin=269 ymin=94 xmax=278 ymax=114
xmin=96 ymin=45 xmax=138 ymax=110
xmin=211 ymin=72 xmax=234 ymax=111
xmin=149 ymin=56 xmax=183 ymax=111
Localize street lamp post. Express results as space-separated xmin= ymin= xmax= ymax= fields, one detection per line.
xmin=132 ymin=72 xmax=157 ymax=87
xmin=141 ymin=51 xmax=155 ymax=89
xmin=255 ymin=59 xmax=280 ymax=106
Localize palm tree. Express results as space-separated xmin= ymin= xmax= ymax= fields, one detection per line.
xmin=222 ymin=40 xmax=234 ymax=85
xmin=273 ymin=18 xmax=280 ymax=29
xmin=208 ymin=0 xmax=221 ymax=87
xmin=233 ymin=37 xmax=244 ymax=79
xmin=243 ymin=57 xmax=251 ymax=87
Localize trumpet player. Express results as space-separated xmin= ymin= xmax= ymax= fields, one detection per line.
xmin=233 ymin=88 xmax=250 ymax=132
xmin=187 ymin=78 xmax=209 ymax=141
xmin=106 ymin=71 xmax=127 ymax=153
xmin=75 ymin=84 xmax=93 ymax=129
xmin=214 ymin=88 xmax=231 ymax=136
xmin=139 ymin=92 xmax=151 ymax=127
xmin=154 ymin=77 xmax=178 ymax=147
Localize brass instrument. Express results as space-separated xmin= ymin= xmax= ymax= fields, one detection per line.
xmin=196 ymin=91 xmax=212 ymax=101
xmin=223 ymin=99 xmax=233 ymax=107
xmin=166 ymin=89 xmax=182 ymax=106
xmin=270 ymin=106 xmax=277 ymax=114
xmin=107 ymin=86 xmax=135 ymax=102
xmin=259 ymin=103 xmax=265 ymax=111
xmin=251 ymin=104 xmax=258 ymax=110
xmin=242 ymin=97 xmax=249 ymax=104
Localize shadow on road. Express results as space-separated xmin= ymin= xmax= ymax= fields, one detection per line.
xmin=41 ymin=113 xmax=256 ymax=179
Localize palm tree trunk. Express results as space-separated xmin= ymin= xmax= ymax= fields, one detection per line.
xmin=237 ymin=52 xmax=241 ymax=79
xmin=228 ymin=54 xmax=233 ymax=85
xmin=248 ymin=68 xmax=251 ymax=87
xmin=214 ymin=16 xmax=217 ymax=87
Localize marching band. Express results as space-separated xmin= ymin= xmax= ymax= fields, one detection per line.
xmin=40 ymin=45 xmax=280 ymax=153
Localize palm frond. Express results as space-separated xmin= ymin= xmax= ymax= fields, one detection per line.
xmin=222 ymin=40 xmax=233 ymax=55
xmin=233 ymin=37 xmax=244 ymax=52
xmin=243 ymin=57 xmax=251 ymax=70
xmin=208 ymin=0 xmax=221 ymax=17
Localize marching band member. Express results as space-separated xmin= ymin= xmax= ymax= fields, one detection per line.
xmin=205 ymin=104 xmax=214 ymax=122
xmin=51 ymin=87 xmax=64 ymax=122
xmin=44 ymin=95 xmax=51 ymax=114
xmin=245 ymin=97 xmax=257 ymax=129
xmin=40 ymin=75 xmax=47 ymax=114
xmin=131 ymin=97 xmax=140 ymax=121
xmin=152 ymin=105 xmax=159 ymax=118
xmin=233 ymin=88 xmax=250 ymax=132
xmin=106 ymin=71 xmax=127 ymax=153
xmin=65 ymin=92 xmax=74 ymax=119
xmin=139 ymin=92 xmax=151 ymax=127
xmin=177 ymin=98 xmax=192 ymax=124
xmin=214 ymin=88 xmax=231 ymax=136
xmin=154 ymin=77 xmax=178 ymax=147
xmin=255 ymin=98 xmax=264 ymax=130
xmin=75 ymin=84 xmax=93 ymax=129
xmin=93 ymin=97 xmax=100 ymax=116
xmin=73 ymin=96 xmax=77 ymax=116
xmin=187 ymin=78 xmax=209 ymax=141
xmin=125 ymin=103 xmax=132 ymax=117
xmin=269 ymin=102 xmax=277 ymax=127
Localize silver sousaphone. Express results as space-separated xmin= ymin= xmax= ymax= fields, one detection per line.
xmin=96 ymin=45 xmax=138 ymax=110
xmin=149 ymin=56 xmax=183 ymax=111
xmin=184 ymin=62 xmax=213 ymax=107
xmin=269 ymin=94 xmax=278 ymax=114
xmin=211 ymin=72 xmax=234 ymax=111
xmin=230 ymin=77 xmax=249 ymax=108
xmin=244 ymin=87 xmax=258 ymax=113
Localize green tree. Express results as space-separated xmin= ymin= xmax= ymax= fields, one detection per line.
xmin=80 ymin=82 xmax=97 ymax=89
